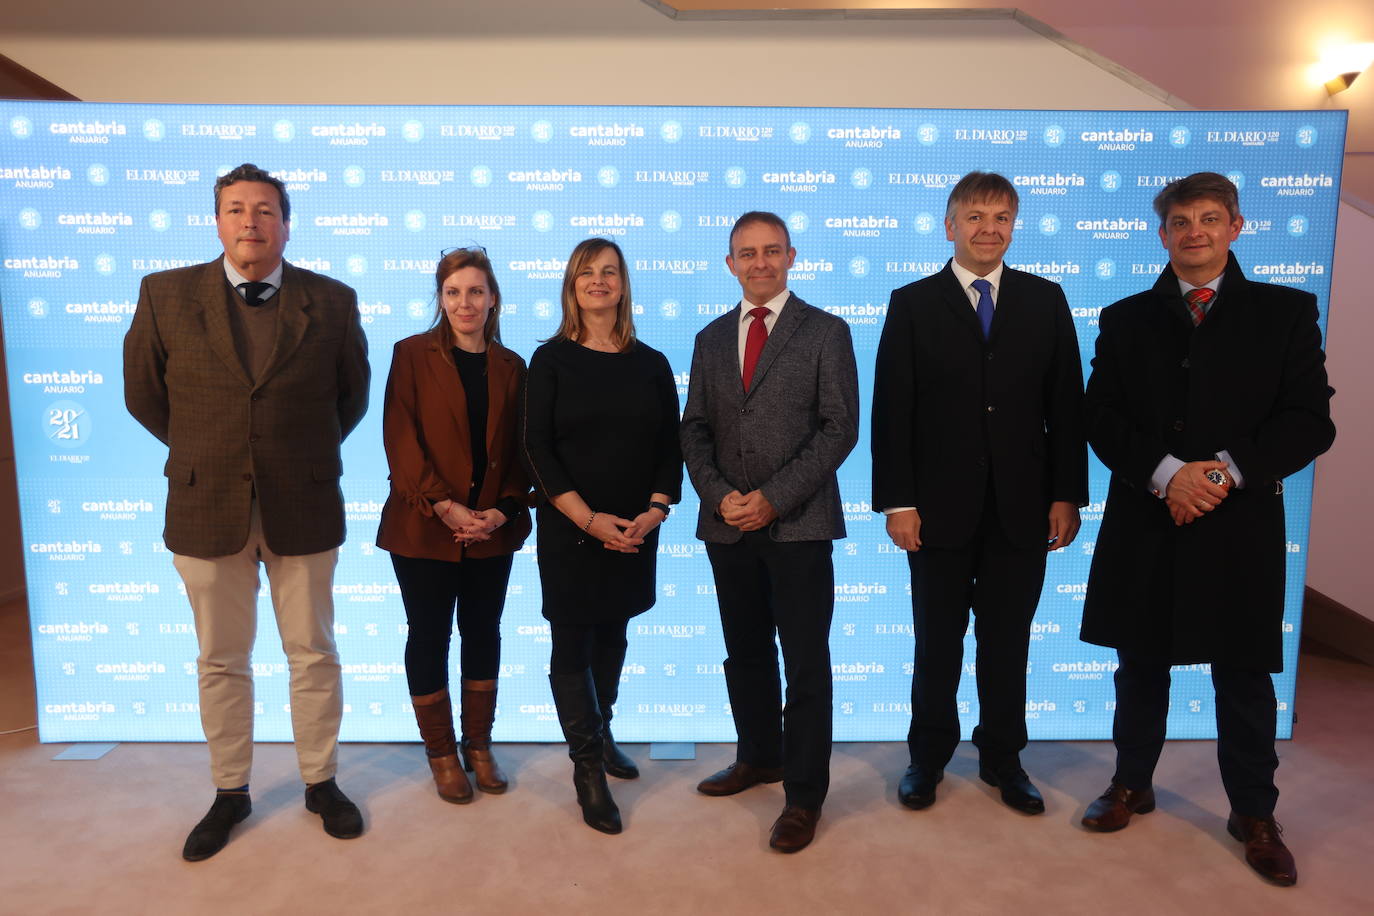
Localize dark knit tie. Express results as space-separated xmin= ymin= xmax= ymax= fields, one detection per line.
xmin=238 ymin=281 xmax=273 ymax=306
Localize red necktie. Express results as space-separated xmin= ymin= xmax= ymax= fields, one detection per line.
xmin=1184 ymin=287 xmax=1214 ymax=326
xmin=741 ymin=306 xmax=770 ymax=391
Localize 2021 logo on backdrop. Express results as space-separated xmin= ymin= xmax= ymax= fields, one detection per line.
xmin=0 ymin=101 xmax=1344 ymax=744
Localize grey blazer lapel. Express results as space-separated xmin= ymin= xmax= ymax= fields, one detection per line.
xmin=256 ymin=265 xmax=311 ymax=389
xmin=194 ymin=262 xmax=253 ymax=389
xmin=745 ymin=293 xmax=806 ymax=398
xmin=707 ymin=309 xmax=745 ymax=402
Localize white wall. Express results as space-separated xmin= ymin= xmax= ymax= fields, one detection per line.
xmin=3 ymin=16 xmax=1168 ymax=109
xmin=1307 ymin=202 xmax=1374 ymax=620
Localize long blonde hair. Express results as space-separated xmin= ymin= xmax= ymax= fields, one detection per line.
xmin=549 ymin=237 xmax=636 ymax=352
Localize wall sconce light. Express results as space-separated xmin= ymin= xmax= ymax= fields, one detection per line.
xmin=1316 ymin=43 xmax=1374 ymax=95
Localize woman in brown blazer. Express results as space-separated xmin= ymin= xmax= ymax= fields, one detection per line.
xmin=376 ymin=247 xmax=532 ymax=804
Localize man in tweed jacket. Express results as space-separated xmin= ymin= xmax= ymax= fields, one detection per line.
xmin=681 ymin=211 xmax=859 ymax=853
xmin=124 ymin=163 xmax=370 ymax=861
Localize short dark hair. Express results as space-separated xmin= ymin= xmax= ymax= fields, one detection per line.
xmin=945 ymin=171 xmax=1018 ymax=221
xmin=430 ymin=246 xmax=502 ymax=349
xmin=214 ymin=163 xmax=290 ymax=223
xmin=729 ymin=210 xmax=791 ymax=254
xmin=1152 ymin=172 xmax=1242 ymax=225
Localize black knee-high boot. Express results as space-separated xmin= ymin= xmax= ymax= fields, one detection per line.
xmin=592 ymin=644 xmax=639 ymax=780
xmin=549 ymin=670 xmax=622 ymax=834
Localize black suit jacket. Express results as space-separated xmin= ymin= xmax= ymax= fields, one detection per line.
xmin=1081 ymin=253 xmax=1335 ymax=671
xmin=871 ymin=260 xmax=1087 ymax=550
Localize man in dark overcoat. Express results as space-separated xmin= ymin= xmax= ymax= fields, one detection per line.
xmin=1079 ymin=172 xmax=1335 ymax=887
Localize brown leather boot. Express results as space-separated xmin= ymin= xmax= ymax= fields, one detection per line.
xmin=460 ymin=679 xmax=508 ymax=793
xmin=412 ymin=688 xmax=473 ymax=804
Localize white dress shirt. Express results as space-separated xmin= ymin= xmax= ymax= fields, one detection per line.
xmin=948 ymin=259 xmax=1005 ymax=311
xmin=223 ymin=257 xmax=284 ymax=302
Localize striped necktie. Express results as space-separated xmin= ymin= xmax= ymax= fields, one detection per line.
xmin=1184 ymin=287 xmax=1214 ymax=326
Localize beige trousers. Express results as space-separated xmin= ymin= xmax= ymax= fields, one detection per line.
xmin=173 ymin=504 xmax=342 ymax=788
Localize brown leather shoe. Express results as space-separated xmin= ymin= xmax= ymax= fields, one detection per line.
xmin=412 ymin=689 xmax=473 ymax=804
xmin=1227 ymin=812 xmax=1297 ymax=886
xmin=769 ymin=806 xmax=820 ymax=853
xmin=696 ymin=761 xmax=785 ymax=796
xmin=460 ymin=678 xmax=508 ymax=794
xmin=1081 ymin=783 xmax=1155 ymax=831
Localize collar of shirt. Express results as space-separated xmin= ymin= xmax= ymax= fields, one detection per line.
xmin=736 ymin=287 xmax=791 ymax=370
xmin=1178 ymin=273 xmax=1224 ymax=298
xmin=223 ymin=256 xmax=284 ymax=301
xmin=949 ymin=259 xmax=1004 ymax=309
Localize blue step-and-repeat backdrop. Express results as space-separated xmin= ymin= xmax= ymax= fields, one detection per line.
xmin=0 ymin=102 xmax=1344 ymax=744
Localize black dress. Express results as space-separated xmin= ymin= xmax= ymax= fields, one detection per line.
xmin=521 ymin=338 xmax=682 ymax=624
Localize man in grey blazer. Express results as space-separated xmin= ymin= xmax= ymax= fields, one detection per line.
xmin=124 ymin=163 xmax=370 ymax=861
xmin=681 ymin=211 xmax=859 ymax=853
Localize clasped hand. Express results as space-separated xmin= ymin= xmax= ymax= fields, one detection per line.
xmin=586 ymin=510 xmax=659 ymax=554
xmin=1164 ymin=460 xmax=1231 ymax=527
xmin=719 ymin=489 xmax=777 ymax=532
xmin=435 ymin=499 xmax=507 ymax=545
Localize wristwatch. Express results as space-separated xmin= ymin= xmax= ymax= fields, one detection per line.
xmin=649 ymin=501 xmax=672 ymax=517
xmin=1205 ymin=469 xmax=1230 ymax=487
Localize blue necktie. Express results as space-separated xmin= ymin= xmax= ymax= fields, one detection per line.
xmin=971 ymin=278 xmax=994 ymax=339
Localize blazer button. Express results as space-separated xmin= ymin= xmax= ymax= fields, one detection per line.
xmin=986 ymin=405 xmax=996 ymax=413
xmin=1172 ymin=419 xmax=1185 ymax=432
xmin=490 ymin=461 xmax=497 ymax=468
xmin=248 ymin=434 xmax=261 ymax=442
xmin=986 ymin=352 xmax=994 ymax=361
xmin=241 ymin=473 xmax=252 ymax=482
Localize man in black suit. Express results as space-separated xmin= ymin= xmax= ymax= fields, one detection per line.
xmin=1079 ymin=173 xmax=1334 ymax=887
xmin=681 ymin=211 xmax=859 ymax=853
xmin=872 ymin=172 xmax=1087 ymax=815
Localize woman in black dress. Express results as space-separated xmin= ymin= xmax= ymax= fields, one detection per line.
xmin=521 ymin=237 xmax=682 ymax=834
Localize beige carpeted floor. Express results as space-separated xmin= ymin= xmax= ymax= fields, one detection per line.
xmin=1 ymin=595 xmax=1370 ymax=915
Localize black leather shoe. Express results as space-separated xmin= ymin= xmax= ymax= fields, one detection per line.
xmin=769 ymin=806 xmax=820 ymax=853
xmin=696 ymin=761 xmax=784 ymax=797
xmin=1081 ymin=783 xmax=1156 ymax=832
xmin=1227 ymin=812 xmax=1297 ymax=886
xmin=979 ymin=766 xmax=1045 ymax=815
xmin=182 ymin=794 xmax=251 ymax=862
xmin=897 ymin=765 xmax=943 ymax=810
xmin=304 ymin=778 xmax=364 ymax=839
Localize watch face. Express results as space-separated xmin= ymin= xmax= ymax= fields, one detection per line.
xmin=1206 ymin=469 xmax=1226 ymax=486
